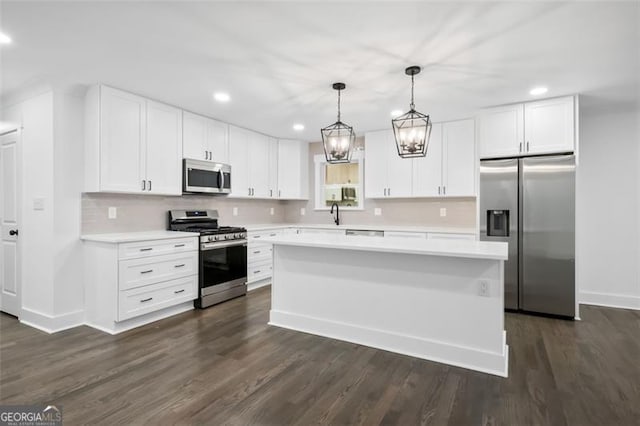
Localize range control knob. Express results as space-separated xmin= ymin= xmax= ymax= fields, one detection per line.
xmin=214 ymin=235 xmax=220 ymax=241
xmin=208 ymin=236 xmax=214 ymax=242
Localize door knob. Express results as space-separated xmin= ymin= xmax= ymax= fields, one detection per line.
xmin=9 ymin=229 xmax=18 ymax=236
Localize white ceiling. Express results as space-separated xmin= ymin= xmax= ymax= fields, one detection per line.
xmin=1 ymin=1 xmax=638 ymax=140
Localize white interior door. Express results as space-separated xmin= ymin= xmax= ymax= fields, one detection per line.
xmin=0 ymin=130 xmax=21 ymax=317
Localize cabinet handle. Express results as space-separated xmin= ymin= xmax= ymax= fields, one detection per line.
xmin=519 ymin=142 xmax=522 ymax=152
xmin=148 ymin=180 xmax=152 ymax=191
xmin=174 ymin=244 xmax=185 ymax=248
xmin=278 ymin=190 xmax=281 ymax=198
xmin=140 ymin=269 xmax=154 ymax=274
xmin=438 ymin=186 xmax=441 ymax=195
xmin=270 ymin=189 xmax=273 ymax=197
xmin=388 ymin=188 xmax=391 ymax=196
xmin=443 ymin=186 xmax=446 ymax=195
xmin=269 ymin=233 xmax=277 ymax=237
xmin=253 ymin=250 xmax=261 ymax=254
xmin=142 ymin=180 xmax=146 ymax=191
xmin=526 ymin=141 xmax=530 ymax=152
xmin=383 ymin=188 xmax=387 ymax=196
xmin=140 ymin=297 xmax=153 ymax=303
xmin=139 ymin=248 xmax=153 ymax=252
xmin=174 ymin=289 xmax=185 ymax=294
xmin=205 ymin=150 xmax=208 ymax=160
xmin=174 ymin=264 xmax=185 ymax=268
xmin=253 ymin=235 xmax=261 ymax=239
xmin=253 ymin=270 xmax=261 ymax=274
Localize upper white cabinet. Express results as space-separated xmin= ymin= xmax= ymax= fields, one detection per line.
xmin=229 ymin=127 xmax=303 ymax=199
xmin=182 ymin=111 xmax=229 ymax=163
xmin=364 ymin=130 xmax=413 ymax=198
xmin=478 ymin=96 xmax=575 ymax=159
xmin=477 ymin=104 xmax=524 ymax=159
xmin=277 ymin=139 xmax=309 ymax=200
xmin=85 ymin=85 xmax=182 ymax=195
xmin=367 ymin=120 xmax=475 ymax=199
xmin=524 ymin=97 xmax=575 ymax=155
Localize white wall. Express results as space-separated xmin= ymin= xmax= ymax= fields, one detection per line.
xmin=577 ymin=98 xmax=640 ymax=310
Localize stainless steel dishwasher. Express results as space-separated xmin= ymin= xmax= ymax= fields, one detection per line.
xmin=345 ymin=229 xmax=384 ymax=237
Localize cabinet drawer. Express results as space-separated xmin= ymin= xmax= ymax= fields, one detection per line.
xmin=248 ymin=260 xmax=272 ymax=282
xmin=119 ymin=237 xmax=198 ymax=260
xmin=248 ymin=244 xmax=272 ymax=262
xmin=118 ymin=275 xmax=197 ymax=321
xmin=247 ymin=229 xmax=281 ymax=242
xmin=119 ymin=252 xmax=198 ymax=291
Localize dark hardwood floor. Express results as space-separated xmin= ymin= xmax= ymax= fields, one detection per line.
xmin=1 ymin=286 xmax=638 ymax=425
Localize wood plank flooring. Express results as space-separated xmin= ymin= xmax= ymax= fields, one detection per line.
xmin=1 ymin=286 xmax=638 ymax=425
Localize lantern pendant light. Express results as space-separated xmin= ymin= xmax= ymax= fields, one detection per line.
xmin=321 ymin=82 xmax=355 ymax=164
xmin=392 ymin=66 xmax=432 ymax=158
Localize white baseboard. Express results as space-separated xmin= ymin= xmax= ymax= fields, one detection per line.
xmin=20 ymin=308 xmax=85 ymax=334
xmin=248 ymin=279 xmax=271 ymax=292
xmin=579 ymin=291 xmax=640 ymax=311
xmin=85 ymin=302 xmax=194 ymax=335
xmin=270 ymin=310 xmax=509 ymax=378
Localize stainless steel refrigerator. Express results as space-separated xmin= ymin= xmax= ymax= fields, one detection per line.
xmin=480 ymin=155 xmax=575 ymax=318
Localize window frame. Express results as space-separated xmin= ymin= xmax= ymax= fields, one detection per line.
xmin=313 ymin=151 xmax=365 ymax=211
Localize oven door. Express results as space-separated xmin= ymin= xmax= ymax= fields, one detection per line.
xmin=200 ymin=240 xmax=248 ymax=295
xmin=184 ymin=159 xmax=230 ymax=194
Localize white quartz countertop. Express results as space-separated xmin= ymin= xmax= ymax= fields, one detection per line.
xmin=264 ymin=234 xmax=507 ymax=261
xmin=80 ymin=231 xmax=199 ymax=243
xmin=245 ymin=223 xmax=477 ymax=234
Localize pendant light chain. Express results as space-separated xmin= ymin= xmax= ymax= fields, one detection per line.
xmin=337 ymin=88 xmax=341 ymax=122
xmin=410 ymin=74 xmax=415 ymax=111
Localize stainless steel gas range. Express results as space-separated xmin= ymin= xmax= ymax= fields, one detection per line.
xmin=168 ymin=210 xmax=247 ymax=308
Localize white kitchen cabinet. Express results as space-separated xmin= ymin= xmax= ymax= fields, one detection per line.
xmin=83 ymin=234 xmax=199 ymax=334
xmin=229 ymin=127 xmax=281 ymax=198
xmin=364 ymin=130 xmax=413 ymax=198
xmin=247 ymin=229 xmax=282 ymax=290
xmin=182 ymin=111 xmax=229 ymax=163
xmin=442 ymin=119 xmax=476 ymax=197
xmin=524 ymin=96 xmax=575 ymax=155
xmin=277 ymin=139 xmax=309 ymax=199
xmin=412 ymin=119 xmax=475 ymax=198
xmin=146 ymin=100 xmax=182 ymax=195
xmin=412 ymin=123 xmax=443 ymax=197
xmin=85 ymin=85 xmax=183 ymax=195
xmin=385 ymin=231 xmax=427 ymax=239
xmin=477 ymin=96 xmax=575 ymax=159
xmin=268 ymin=138 xmax=279 ymax=199
xmin=427 ymin=232 xmax=476 ymax=241
xmin=477 ymin=104 xmax=524 ymax=159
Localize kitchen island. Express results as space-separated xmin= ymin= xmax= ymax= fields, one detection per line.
xmin=264 ymin=233 xmax=509 ymax=377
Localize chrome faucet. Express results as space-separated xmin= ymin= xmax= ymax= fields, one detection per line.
xmin=330 ymin=202 xmax=340 ymax=226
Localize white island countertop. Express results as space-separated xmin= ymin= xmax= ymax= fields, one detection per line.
xmin=245 ymin=223 xmax=477 ymax=234
xmin=80 ymin=230 xmax=199 ymax=243
xmin=264 ymin=233 xmax=507 ymax=261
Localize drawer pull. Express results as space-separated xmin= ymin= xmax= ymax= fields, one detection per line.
xmin=139 ymin=248 xmax=153 ymax=252
xmin=174 ymin=264 xmax=186 ymax=268
xmin=140 ymin=269 xmax=154 ymax=274
xmin=269 ymin=233 xmax=277 ymax=237
xmin=174 ymin=244 xmax=185 ymax=248
xmin=253 ymin=251 xmax=261 ymax=254
xmin=253 ymin=235 xmax=261 ymax=238
xmin=253 ymin=270 xmax=261 ymax=274
xmin=140 ymin=297 xmax=153 ymax=303
xmin=174 ymin=289 xmax=185 ymax=294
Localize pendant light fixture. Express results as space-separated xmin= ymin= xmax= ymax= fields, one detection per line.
xmin=392 ymin=66 xmax=432 ymax=158
xmin=321 ymin=82 xmax=355 ymax=163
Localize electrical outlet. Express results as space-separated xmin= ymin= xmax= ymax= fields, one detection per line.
xmin=374 ymin=208 xmax=382 ymax=216
xmin=232 ymin=207 xmax=239 ymax=216
xmin=270 ymin=207 xmax=275 ymax=216
xmin=300 ymin=207 xmax=306 ymax=216
xmin=33 ymin=198 xmax=45 ymax=211
xmin=108 ymin=207 xmax=117 ymax=219
xmin=478 ymin=280 xmax=490 ymax=297
xmin=440 ymin=207 xmax=447 ymax=217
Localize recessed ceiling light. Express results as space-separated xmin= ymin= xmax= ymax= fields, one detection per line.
xmin=213 ymin=92 xmax=230 ymax=103
xmin=390 ymin=109 xmax=403 ymax=118
xmin=0 ymin=32 xmax=12 ymax=45
xmin=529 ymin=87 xmax=548 ymax=96
xmin=293 ymin=123 xmax=305 ymax=131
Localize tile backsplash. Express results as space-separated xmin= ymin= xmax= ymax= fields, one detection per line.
xmin=81 ymin=193 xmax=286 ymax=234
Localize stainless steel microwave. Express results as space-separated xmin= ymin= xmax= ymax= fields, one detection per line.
xmin=183 ymin=159 xmax=231 ymax=194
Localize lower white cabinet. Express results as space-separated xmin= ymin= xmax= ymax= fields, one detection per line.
xmin=83 ymin=235 xmax=199 ymax=333
xmin=385 ymin=231 xmax=427 ymax=239
xmin=427 ymin=232 xmax=476 ymax=241
xmin=247 ymin=229 xmax=282 ymax=287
